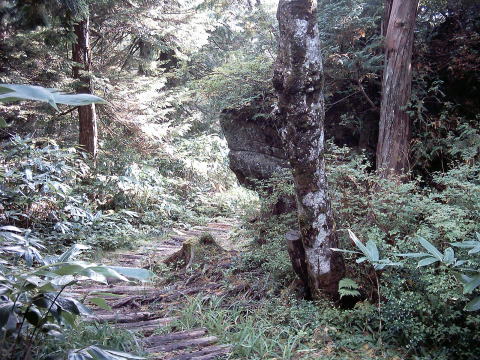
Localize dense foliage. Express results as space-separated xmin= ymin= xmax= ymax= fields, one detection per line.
xmin=1 ymin=0 xmax=479 ymax=359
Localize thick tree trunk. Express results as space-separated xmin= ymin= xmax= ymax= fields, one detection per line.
xmin=73 ymin=16 xmax=98 ymax=158
xmin=273 ymin=0 xmax=344 ymax=299
xmin=376 ymin=0 xmax=419 ymax=177
xmin=381 ymin=0 xmax=394 ymax=37
xmin=138 ymin=39 xmax=156 ymax=75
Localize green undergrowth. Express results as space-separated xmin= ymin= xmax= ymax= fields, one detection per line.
xmin=38 ymin=322 xmax=143 ymax=360
xmin=162 ymin=139 xmax=479 ymax=359
xmin=169 ymin=294 xmax=403 ymax=359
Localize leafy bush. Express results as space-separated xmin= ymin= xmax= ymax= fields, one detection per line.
xmin=326 ymin=142 xmax=480 ymax=358
xmin=232 ymin=171 xmax=297 ymax=290
xmin=0 ymin=225 xmax=153 ymax=360
xmin=0 ymin=136 xmax=91 ymax=232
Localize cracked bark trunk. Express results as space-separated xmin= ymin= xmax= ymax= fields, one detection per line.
xmin=376 ymin=0 xmax=419 ymax=177
xmin=138 ymin=39 xmax=156 ymax=75
xmin=273 ymin=0 xmax=344 ymax=299
xmin=73 ymin=16 xmax=98 ymax=158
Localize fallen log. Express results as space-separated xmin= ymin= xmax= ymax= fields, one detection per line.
xmin=143 ymin=328 xmax=208 ymax=347
xmin=84 ymin=311 xmax=159 ymax=323
xmin=114 ymin=316 xmax=177 ymax=332
xmin=168 ymin=344 xmax=232 ymax=360
xmin=146 ymin=335 xmax=218 ymax=353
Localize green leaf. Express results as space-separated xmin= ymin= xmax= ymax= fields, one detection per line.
xmin=356 ymin=256 xmax=367 ymax=264
xmin=68 ymin=351 xmax=91 ymax=360
xmin=348 ymin=230 xmax=371 ymax=260
xmin=0 ymin=118 xmax=7 ymax=128
xmin=365 ymin=240 xmax=379 ymax=262
xmin=25 ymin=306 xmax=43 ymax=327
xmin=56 ymin=296 xmax=92 ymax=316
xmin=418 ymin=237 xmax=443 ymax=261
xmin=0 ymin=301 xmax=14 ymax=329
xmin=339 ymin=288 xmax=361 ymax=299
xmin=339 ymin=278 xmax=359 ymax=289
xmin=88 ymin=297 xmax=112 ymax=311
xmin=50 ymin=275 xmax=76 ymax=287
xmin=78 ymin=268 xmax=108 ymax=284
xmin=417 ymin=256 xmax=439 ymax=267
xmin=54 ymin=93 xmax=107 ymax=106
xmin=57 ymin=244 xmax=90 ymax=263
xmin=451 ymin=241 xmax=479 ymax=248
xmin=61 ymin=311 xmax=77 ymax=327
xmin=396 ymin=252 xmax=431 ymax=258
xmin=463 ymin=275 xmax=480 ymax=294
xmin=87 ymin=266 xmax=129 ymax=282
xmin=38 ymin=282 xmax=57 ymax=293
xmin=465 ymin=296 xmax=480 ymax=311
xmin=0 ymin=84 xmax=58 ymax=109
xmin=0 ymin=226 xmax=23 ymax=233
xmin=468 ymin=245 xmax=480 ymax=255
xmin=108 ymin=266 xmax=155 ymax=282
xmin=53 ymin=263 xmax=88 ymax=276
xmin=88 ymin=345 xmax=120 ymax=360
xmin=443 ymin=247 xmax=455 ymax=264
xmin=0 ymin=84 xmax=106 ymax=110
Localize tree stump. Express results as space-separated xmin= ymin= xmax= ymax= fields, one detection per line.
xmin=163 ymin=233 xmax=223 ymax=269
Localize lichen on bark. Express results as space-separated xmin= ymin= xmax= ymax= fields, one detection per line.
xmin=273 ymin=0 xmax=344 ymax=298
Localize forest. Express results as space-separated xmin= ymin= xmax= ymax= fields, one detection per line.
xmin=0 ymin=0 xmax=479 ymax=359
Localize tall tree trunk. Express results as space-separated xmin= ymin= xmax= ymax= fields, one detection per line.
xmin=376 ymin=0 xmax=419 ymax=177
xmin=138 ymin=39 xmax=156 ymax=76
xmin=273 ymin=0 xmax=344 ymax=299
xmin=73 ymin=15 xmax=98 ymax=158
xmin=381 ymin=0 xmax=394 ymax=37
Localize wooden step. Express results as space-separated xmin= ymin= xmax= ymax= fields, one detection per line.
xmin=84 ymin=311 xmax=159 ymax=324
xmin=146 ymin=335 xmax=218 ymax=353
xmin=144 ymin=328 xmax=208 ymax=347
xmin=114 ymin=316 xmax=177 ymax=333
xmin=72 ymin=285 xmax=157 ymax=294
xmin=167 ymin=344 xmax=232 ymax=360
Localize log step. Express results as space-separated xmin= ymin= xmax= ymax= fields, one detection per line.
xmin=114 ymin=316 xmax=177 ymax=332
xmin=143 ymin=328 xmax=208 ymax=347
xmin=85 ymin=311 xmax=160 ymax=324
xmin=167 ymin=345 xmax=232 ymax=360
xmin=146 ymin=335 xmax=218 ymax=353
xmin=72 ymin=285 xmax=157 ymax=294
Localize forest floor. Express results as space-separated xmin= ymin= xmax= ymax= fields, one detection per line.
xmin=71 ymin=219 xmax=240 ymax=360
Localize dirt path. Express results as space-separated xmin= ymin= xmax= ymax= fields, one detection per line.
xmin=74 ymin=220 xmax=238 ymax=360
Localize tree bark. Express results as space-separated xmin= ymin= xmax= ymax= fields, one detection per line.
xmin=381 ymin=0 xmax=394 ymax=37
xmin=138 ymin=39 xmax=156 ymax=75
xmin=273 ymin=0 xmax=344 ymax=299
xmin=73 ymin=15 xmax=98 ymax=158
xmin=376 ymin=0 xmax=419 ymax=177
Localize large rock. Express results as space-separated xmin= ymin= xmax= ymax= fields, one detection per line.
xmin=220 ymin=99 xmax=296 ymax=216
xmin=219 ymin=100 xmax=288 ymax=189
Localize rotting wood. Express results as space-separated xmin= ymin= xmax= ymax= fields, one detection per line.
xmin=146 ymin=336 xmax=218 ymax=353
xmin=84 ymin=311 xmax=159 ymax=323
xmin=143 ymin=328 xmax=208 ymax=347
xmin=114 ymin=316 xmax=177 ymax=330
xmin=72 ymin=285 xmax=156 ymax=294
xmin=167 ymin=345 xmax=232 ymax=360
